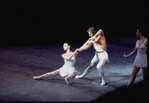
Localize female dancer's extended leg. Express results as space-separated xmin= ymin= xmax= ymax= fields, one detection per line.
xmin=142 ymin=67 xmax=147 ymax=79
xmin=33 ymin=69 xmax=60 ymax=80
xmin=127 ymin=65 xmax=140 ymax=88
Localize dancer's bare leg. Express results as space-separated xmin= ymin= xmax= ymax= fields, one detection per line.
xmin=75 ymin=54 xmax=98 ymax=79
xmin=33 ymin=69 xmax=59 ymax=80
xmin=142 ymin=67 xmax=147 ymax=79
xmin=65 ymin=71 xmax=75 ymax=85
xmin=127 ymin=65 xmax=140 ymax=88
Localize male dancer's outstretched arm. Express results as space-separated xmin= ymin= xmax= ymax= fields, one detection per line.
xmin=68 ymin=39 xmax=92 ymax=60
xmin=77 ymin=38 xmax=92 ymax=52
xmin=69 ymin=30 xmax=102 ymax=60
xmin=77 ymin=30 xmax=102 ymax=52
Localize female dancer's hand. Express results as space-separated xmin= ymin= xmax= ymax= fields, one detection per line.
xmin=123 ymin=53 xmax=128 ymax=58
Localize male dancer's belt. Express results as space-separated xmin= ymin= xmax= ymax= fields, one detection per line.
xmin=96 ymin=50 xmax=107 ymax=53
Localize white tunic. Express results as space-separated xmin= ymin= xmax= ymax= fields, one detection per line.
xmin=134 ymin=39 xmax=147 ymax=68
xmin=59 ymin=57 xmax=79 ymax=77
xmin=92 ymin=40 xmax=104 ymax=52
xmin=91 ymin=40 xmax=110 ymax=63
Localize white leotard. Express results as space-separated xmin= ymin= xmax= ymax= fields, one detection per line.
xmin=134 ymin=39 xmax=147 ymax=67
xmin=91 ymin=40 xmax=104 ymax=52
xmin=59 ymin=56 xmax=79 ymax=77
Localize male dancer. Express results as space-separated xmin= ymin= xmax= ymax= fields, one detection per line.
xmin=75 ymin=27 xmax=109 ymax=85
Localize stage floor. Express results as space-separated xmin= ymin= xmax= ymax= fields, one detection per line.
xmin=0 ymin=39 xmax=145 ymax=102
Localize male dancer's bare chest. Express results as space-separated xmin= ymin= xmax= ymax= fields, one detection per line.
xmin=95 ymin=38 xmax=107 ymax=51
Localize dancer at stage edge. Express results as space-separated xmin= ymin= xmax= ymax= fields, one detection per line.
xmin=75 ymin=27 xmax=109 ymax=85
xmin=33 ymin=43 xmax=79 ymax=85
xmin=123 ymin=29 xmax=147 ymax=88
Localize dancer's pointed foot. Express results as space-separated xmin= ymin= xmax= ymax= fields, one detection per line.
xmin=75 ymin=75 xmax=84 ymax=79
xmin=100 ymin=81 xmax=106 ymax=86
xmin=33 ymin=76 xmax=42 ymax=80
xmin=65 ymin=78 xmax=70 ymax=85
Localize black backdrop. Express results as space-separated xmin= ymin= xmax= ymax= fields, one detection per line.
xmin=1 ymin=1 xmax=148 ymax=46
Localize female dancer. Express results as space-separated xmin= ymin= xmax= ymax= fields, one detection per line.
xmin=33 ymin=43 xmax=79 ymax=85
xmin=123 ymin=29 xmax=147 ymax=88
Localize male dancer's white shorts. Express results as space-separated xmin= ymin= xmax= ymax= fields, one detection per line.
xmin=91 ymin=52 xmax=109 ymax=69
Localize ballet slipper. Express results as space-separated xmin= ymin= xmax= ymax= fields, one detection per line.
xmin=75 ymin=71 xmax=88 ymax=79
xmin=65 ymin=78 xmax=70 ymax=85
xmin=33 ymin=76 xmax=42 ymax=80
xmin=100 ymin=81 xmax=106 ymax=86
xmin=75 ymin=75 xmax=82 ymax=79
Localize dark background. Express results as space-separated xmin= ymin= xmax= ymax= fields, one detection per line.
xmin=0 ymin=1 xmax=148 ymax=102
xmin=1 ymin=1 xmax=148 ymax=47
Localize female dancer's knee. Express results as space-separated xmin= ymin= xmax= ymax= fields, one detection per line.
xmin=66 ymin=71 xmax=75 ymax=79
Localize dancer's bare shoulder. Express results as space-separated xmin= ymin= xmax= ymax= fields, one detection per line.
xmin=62 ymin=52 xmax=74 ymax=59
xmin=62 ymin=53 xmax=68 ymax=58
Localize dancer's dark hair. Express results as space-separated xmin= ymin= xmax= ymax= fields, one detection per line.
xmin=87 ymin=27 xmax=97 ymax=35
xmin=67 ymin=42 xmax=72 ymax=50
xmin=138 ymin=28 xmax=144 ymax=35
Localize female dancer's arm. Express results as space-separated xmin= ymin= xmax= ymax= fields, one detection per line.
xmin=62 ymin=51 xmax=79 ymax=60
xmin=67 ymin=50 xmax=79 ymax=60
xmin=123 ymin=41 xmax=137 ymax=58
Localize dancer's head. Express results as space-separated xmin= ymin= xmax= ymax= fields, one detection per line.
xmin=87 ymin=27 xmax=97 ymax=37
xmin=63 ymin=42 xmax=72 ymax=51
xmin=136 ymin=29 xmax=144 ymax=37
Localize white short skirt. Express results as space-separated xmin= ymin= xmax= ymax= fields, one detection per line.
xmin=59 ymin=65 xmax=79 ymax=77
xmin=134 ymin=54 xmax=147 ymax=68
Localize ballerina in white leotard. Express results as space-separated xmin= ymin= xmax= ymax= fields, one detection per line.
xmin=123 ymin=29 xmax=147 ymax=88
xmin=33 ymin=43 xmax=79 ymax=85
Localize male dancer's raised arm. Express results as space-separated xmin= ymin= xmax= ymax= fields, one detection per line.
xmin=77 ymin=38 xmax=92 ymax=52
xmin=69 ymin=29 xmax=103 ymax=60
xmin=68 ymin=39 xmax=92 ymax=60
xmin=77 ymin=29 xmax=102 ymax=52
